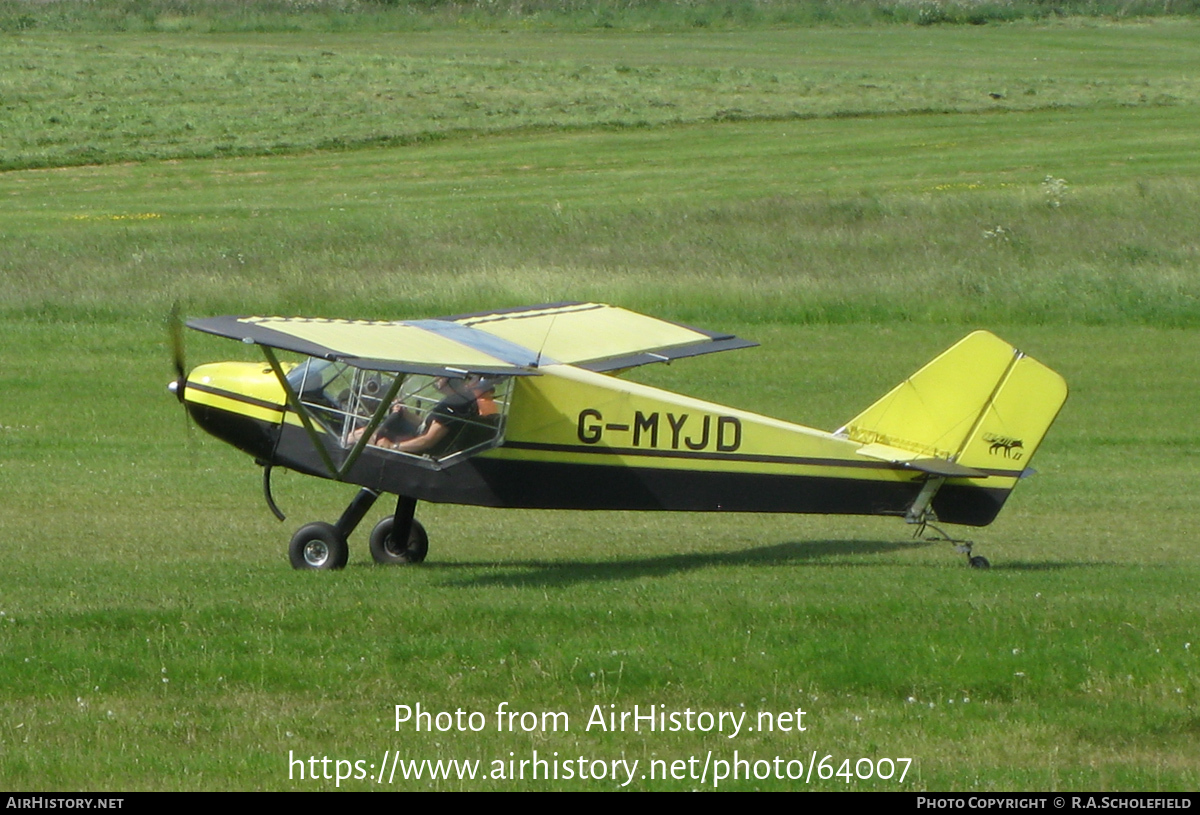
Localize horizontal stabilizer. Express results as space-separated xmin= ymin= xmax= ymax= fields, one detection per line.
xmin=855 ymin=442 xmax=987 ymax=478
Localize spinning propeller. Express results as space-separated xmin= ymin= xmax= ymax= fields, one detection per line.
xmin=167 ymin=303 xmax=188 ymax=402
xmin=167 ymin=305 xmax=288 ymax=520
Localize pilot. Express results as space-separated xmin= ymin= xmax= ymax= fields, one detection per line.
xmin=381 ymin=376 xmax=481 ymax=455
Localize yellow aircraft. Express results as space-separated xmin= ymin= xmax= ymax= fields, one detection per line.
xmin=168 ymin=302 xmax=1067 ymax=570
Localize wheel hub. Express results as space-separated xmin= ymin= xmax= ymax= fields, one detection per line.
xmin=303 ymin=540 xmax=330 ymax=567
xmin=385 ymin=535 xmax=406 ymax=557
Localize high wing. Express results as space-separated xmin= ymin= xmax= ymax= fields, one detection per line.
xmin=187 ymin=315 xmax=543 ymax=376
xmin=443 ymin=302 xmax=757 ymax=372
xmin=189 ymin=303 xmax=756 ymax=375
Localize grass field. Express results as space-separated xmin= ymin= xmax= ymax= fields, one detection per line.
xmin=2 ymin=6 xmax=1199 ymax=791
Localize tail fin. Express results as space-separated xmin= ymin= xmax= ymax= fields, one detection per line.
xmin=842 ymin=331 xmax=1068 ymax=526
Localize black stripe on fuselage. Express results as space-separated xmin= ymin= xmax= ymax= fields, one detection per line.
xmin=194 ymin=408 xmax=1011 ymax=527
xmin=503 ymin=440 xmax=1024 ymax=479
xmin=505 ymin=439 xmax=892 ymax=470
xmin=185 ymin=381 xmax=285 ymax=413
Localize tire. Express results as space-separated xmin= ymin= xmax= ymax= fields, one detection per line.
xmin=289 ymin=522 xmax=349 ymax=570
xmin=969 ymin=555 xmax=991 ymax=570
xmin=369 ymin=516 xmax=429 ymax=565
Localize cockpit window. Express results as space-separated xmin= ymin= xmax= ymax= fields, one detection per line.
xmin=291 ymin=359 xmax=511 ymax=466
xmin=286 ymin=358 xmax=336 ymax=392
xmin=290 ymin=359 xmax=355 ymax=431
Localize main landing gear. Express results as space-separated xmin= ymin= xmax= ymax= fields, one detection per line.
xmin=288 ymin=488 xmax=427 ymax=570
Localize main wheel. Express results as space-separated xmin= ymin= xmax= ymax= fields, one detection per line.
xmin=368 ymin=516 xmax=428 ymax=565
xmin=969 ymin=555 xmax=991 ymax=570
xmin=289 ymin=522 xmax=349 ymax=570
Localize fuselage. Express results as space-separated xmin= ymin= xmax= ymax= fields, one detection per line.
xmin=181 ymin=359 xmax=1010 ymax=525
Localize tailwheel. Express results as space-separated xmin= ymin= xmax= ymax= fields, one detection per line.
xmin=915 ymin=518 xmax=990 ymax=569
xmin=369 ymin=516 xmax=429 ymax=565
xmin=954 ymin=543 xmax=990 ymax=570
xmin=289 ymin=522 xmax=349 ymax=570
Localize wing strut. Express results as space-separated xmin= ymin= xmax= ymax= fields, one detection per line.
xmin=261 ymin=347 xmax=340 ymax=479
xmin=261 ymin=347 xmax=416 ymax=482
xmin=337 ymin=373 xmax=405 ymax=477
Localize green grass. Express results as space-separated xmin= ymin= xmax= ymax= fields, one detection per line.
xmin=4 ymin=22 xmax=1200 ymax=325
xmin=2 ymin=322 xmax=1199 ymax=789
xmin=3 ymin=0 xmax=1200 ymax=36
xmin=2 ymin=14 xmax=1200 ymax=791
xmin=4 ymin=22 xmax=1200 ymax=171
xmin=4 ymin=106 xmax=1200 ymax=325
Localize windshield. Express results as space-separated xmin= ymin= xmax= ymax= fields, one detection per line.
xmin=288 ymin=359 xmax=355 ymax=433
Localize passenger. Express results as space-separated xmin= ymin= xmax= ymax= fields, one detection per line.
xmin=471 ymin=376 xmax=500 ymax=418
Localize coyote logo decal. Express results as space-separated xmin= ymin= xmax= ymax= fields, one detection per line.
xmin=984 ymin=433 xmax=1024 ymax=459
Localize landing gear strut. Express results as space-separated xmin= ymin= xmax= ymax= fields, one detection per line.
xmin=906 ymin=475 xmax=990 ymax=569
xmin=287 ymin=488 xmax=427 ymax=570
xmin=368 ymin=495 xmax=428 ymax=564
